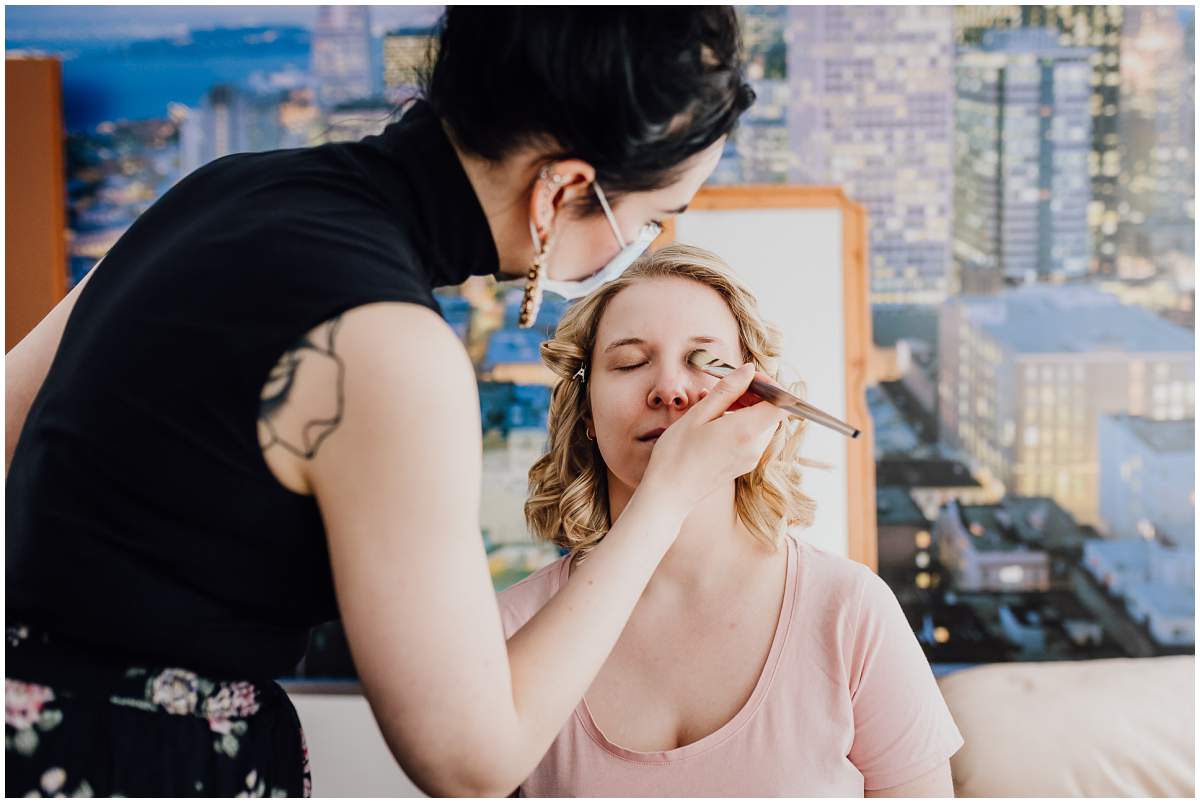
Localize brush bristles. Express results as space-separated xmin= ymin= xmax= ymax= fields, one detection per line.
xmin=687 ymin=348 xmax=725 ymax=371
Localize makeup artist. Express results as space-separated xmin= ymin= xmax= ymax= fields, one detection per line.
xmin=5 ymin=7 xmax=790 ymax=798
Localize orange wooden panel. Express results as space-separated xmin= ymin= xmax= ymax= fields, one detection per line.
xmin=6 ymin=56 xmax=67 ymax=352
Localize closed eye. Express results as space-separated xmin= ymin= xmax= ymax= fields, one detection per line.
xmin=615 ymin=362 xmax=647 ymax=371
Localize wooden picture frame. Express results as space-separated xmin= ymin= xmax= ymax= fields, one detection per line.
xmin=660 ymin=185 xmax=877 ymax=570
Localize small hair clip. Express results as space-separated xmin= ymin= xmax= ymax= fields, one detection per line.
xmin=573 ymin=363 xmax=587 ymax=382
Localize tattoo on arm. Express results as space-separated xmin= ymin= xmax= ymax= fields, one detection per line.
xmin=258 ymin=315 xmax=346 ymax=459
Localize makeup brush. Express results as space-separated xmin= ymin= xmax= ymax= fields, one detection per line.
xmin=687 ymin=349 xmax=861 ymax=439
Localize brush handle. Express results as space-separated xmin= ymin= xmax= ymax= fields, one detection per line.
xmin=727 ymin=372 xmax=773 ymax=411
xmin=729 ymin=375 xmax=861 ymax=439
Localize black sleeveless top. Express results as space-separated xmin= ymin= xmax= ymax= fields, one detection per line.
xmin=6 ymin=100 xmax=499 ymax=678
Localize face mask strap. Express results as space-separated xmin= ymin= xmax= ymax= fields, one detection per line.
xmin=592 ymin=181 xmax=627 ymax=250
xmin=532 ymin=173 xmax=662 ymax=301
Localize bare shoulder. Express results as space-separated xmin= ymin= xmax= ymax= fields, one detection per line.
xmin=256 ymin=301 xmax=473 ymax=494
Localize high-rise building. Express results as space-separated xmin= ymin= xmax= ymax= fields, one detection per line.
xmin=712 ymin=8 xmax=790 ymax=184
xmin=711 ymin=79 xmax=791 ymax=184
xmin=740 ymin=5 xmax=788 ymax=81
xmin=938 ymin=284 xmax=1194 ymax=527
xmin=1117 ymin=6 xmax=1195 ymax=283
xmin=954 ymin=29 xmax=1093 ymax=294
xmin=277 ymin=87 xmax=320 ymax=148
xmin=954 ymin=5 xmax=1022 ymax=46
xmin=311 ymin=5 xmax=373 ymax=110
xmin=955 ymin=8 xmax=1127 ymax=276
xmin=787 ymin=5 xmax=955 ymax=305
xmin=1019 ymin=7 xmax=1124 ymax=276
xmin=382 ymin=26 xmax=435 ymax=102
xmin=178 ymin=85 xmax=283 ymax=175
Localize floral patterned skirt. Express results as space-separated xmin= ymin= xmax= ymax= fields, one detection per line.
xmin=5 ymin=624 xmax=311 ymax=797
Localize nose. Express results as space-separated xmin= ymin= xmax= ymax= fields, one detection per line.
xmin=647 ymin=367 xmax=698 ymax=411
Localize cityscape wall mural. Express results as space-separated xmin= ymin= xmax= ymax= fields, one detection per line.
xmin=7 ymin=4 xmax=1193 ymax=679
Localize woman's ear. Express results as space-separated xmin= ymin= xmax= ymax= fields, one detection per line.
xmin=528 ymin=158 xmax=596 ymax=244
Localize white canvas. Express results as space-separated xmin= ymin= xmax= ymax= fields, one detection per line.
xmin=674 ymin=207 xmax=851 ymax=557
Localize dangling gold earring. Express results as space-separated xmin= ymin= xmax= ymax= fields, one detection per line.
xmin=520 ymin=167 xmax=563 ymax=329
xmin=519 ymin=223 xmax=548 ymax=330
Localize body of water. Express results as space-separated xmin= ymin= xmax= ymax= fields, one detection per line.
xmin=7 ymin=27 xmax=315 ymax=131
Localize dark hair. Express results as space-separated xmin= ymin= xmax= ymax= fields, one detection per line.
xmin=423 ymin=7 xmax=754 ymax=209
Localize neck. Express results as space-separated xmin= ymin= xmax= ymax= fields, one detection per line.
xmin=445 ymin=127 xmax=536 ymax=278
xmin=606 ymin=477 xmax=777 ymax=596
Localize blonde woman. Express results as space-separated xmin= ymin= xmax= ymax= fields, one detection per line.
xmin=499 ymin=244 xmax=963 ymax=797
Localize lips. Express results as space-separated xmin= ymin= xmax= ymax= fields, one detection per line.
xmin=637 ymin=427 xmax=667 ymax=442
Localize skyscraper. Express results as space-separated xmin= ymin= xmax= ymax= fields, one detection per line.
xmin=311 ymin=5 xmax=373 ymax=110
xmin=711 ymin=78 xmax=791 ymax=184
xmin=1117 ymin=6 xmax=1195 ymax=283
xmin=711 ymin=7 xmax=791 ymax=185
xmin=178 ymin=85 xmax=284 ymax=175
xmin=954 ymin=5 xmax=1022 ymax=46
xmin=786 ymin=5 xmax=955 ymax=305
xmin=1020 ymin=6 xmax=1124 ymax=277
xmin=954 ymin=29 xmax=1092 ymax=294
xmin=382 ymin=26 xmax=435 ymax=103
xmin=938 ymin=284 xmax=1194 ymax=527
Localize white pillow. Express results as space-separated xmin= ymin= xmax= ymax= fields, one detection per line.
xmin=938 ymin=655 xmax=1194 ymax=798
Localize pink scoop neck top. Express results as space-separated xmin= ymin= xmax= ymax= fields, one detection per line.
xmin=498 ymin=535 xmax=964 ymax=796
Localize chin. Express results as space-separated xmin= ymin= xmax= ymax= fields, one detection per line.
xmin=608 ymin=462 xmax=647 ymax=491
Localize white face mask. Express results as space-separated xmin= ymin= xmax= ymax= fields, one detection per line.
xmin=537 ymin=180 xmax=662 ymax=302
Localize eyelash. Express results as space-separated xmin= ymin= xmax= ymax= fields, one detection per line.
xmin=614 ymin=355 xmax=707 ymax=372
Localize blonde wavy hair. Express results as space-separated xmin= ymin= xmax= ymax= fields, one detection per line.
xmin=525 ymin=243 xmax=817 ymax=561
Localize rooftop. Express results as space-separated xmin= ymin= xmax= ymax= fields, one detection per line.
xmin=876 ymin=486 xmax=928 ymax=527
xmin=872 ymin=304 xmax=939 ymax=349
xmin=1126 ymin=583 xmax=1196 ymax=619
xmin=953 ymin=285 xmax=1194 ymax=356
xmin=867 ymin=386 xmax=923 ymax=457
xmin=955 ymin=504 xmax=1026 ymax=553
xmin=953 ymin=496 xmax=1091 ymax=553
xmin=385 ymin=26 xmax=436 ymax=37
xmin=877 ymin=459 xmax=981 ymax=489
xmin=1105 ymin=414 xmax=1195 ymax=454
xmin=1084 ymin=537 xmax=1153 ymax=571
